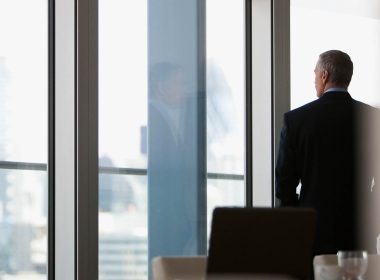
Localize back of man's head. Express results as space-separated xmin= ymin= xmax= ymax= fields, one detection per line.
xmin=317 ymin=50 xmax=353 ymax=88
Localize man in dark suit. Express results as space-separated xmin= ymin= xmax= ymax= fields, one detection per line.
xmin=275 ymin=50 xmax=379 ymax=256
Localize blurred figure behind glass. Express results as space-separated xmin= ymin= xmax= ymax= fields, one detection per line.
xmin=148 ymin=62 xmax=199 ymax=260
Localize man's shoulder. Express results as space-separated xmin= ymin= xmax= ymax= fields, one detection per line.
xmin=285 ymin=99 xmax=320 ymax=118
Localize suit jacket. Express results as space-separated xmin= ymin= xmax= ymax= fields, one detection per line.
xmin=275 ymin=91 xmax=378 ymax=255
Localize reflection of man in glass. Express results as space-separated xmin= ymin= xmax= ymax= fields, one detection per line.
xmin=148 ymin=62 xmax=197 ymax=259
xmin=149 ymin=63 xmax=187 ymax=146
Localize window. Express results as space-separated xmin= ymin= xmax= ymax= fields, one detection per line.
xmin=0 ymin=0 xmax=290 ymax=278
xmin=291 ymin=0 xmax=380 ymax=108
xmin=1 ymin=0 xmax=286 ymax=279
xmin=0 ymin=1 xmax=48 ymax=279
xmin=98 ymin=0 xmax=245 ymax=278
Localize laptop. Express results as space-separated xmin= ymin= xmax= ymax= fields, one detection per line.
xmin=206 ymin=207 xmax=316 ymax=280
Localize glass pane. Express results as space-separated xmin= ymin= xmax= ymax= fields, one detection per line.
xmin=291 ymin=1 xmax=380 ymax=108
xmin=206 ymin=0 xmax=245 ymax=236
xmin=99 ymin=0 xmax=244 ymax=279
xmin=99 ymin=173 xmax=147 ymax=280
xmin=206 ymin=0 xmax=245 ymax=175
xmin=206 ymin=178 xmax=244 ymax=238
xmin=0 ymin=1 xmax=48 ymax=279
xmin=99 ymin=1 xmax=148 ymax=279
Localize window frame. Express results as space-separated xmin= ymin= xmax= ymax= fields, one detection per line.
xmin=51 ymin=0 xmax=291 ymax=278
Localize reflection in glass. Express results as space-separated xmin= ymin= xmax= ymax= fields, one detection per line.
xmin=148 ymin=61 xmax=201 ymax=257
xmin=99 ymin=0 xmax=244 ymax=279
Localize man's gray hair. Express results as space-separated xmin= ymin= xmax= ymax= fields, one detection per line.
xmin=316 ymin=50 xmax=353 ymax=88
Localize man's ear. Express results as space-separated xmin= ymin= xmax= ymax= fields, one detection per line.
xmin=322 ymin=70 xmax=329 ymax=83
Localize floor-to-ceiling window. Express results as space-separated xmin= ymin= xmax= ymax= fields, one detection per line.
xmin=98 ymin=2 xmax=148 ymax=279
xmin=0 ymin=1 xmax=48 ymax=279
xmin=206 ymin=0 xmax=245 ymax=231
xmin=0 ymin=0 xmax=286 ymax=278
xmin=98 ymin=0 xmax=245 ymax=279
xmin=291 ymin=0 xmax=380 ymax=108
xmin=290 ymin=1 xmax=380 ymax=191
xmin=290 ymin=0 xmax=380 ymax=254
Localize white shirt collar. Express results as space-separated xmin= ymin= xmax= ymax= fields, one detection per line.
xmin=324 ymin=87 xmax=348 ymax=93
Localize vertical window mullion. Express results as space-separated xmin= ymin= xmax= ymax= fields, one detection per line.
xmin=251 ymin=0 xmax=272 ymax=207
xmin=48 ymin=0 xmax=56 ymax=278
xmin=55 ymin=0 xmax=76 ymax=279
xmin=245 ymin=0 xmax=253 ymax=207
xmin=272 ymin=0 xmax=290 ymax=207
xmin=76 ymin=0 xmax=98 ymax=279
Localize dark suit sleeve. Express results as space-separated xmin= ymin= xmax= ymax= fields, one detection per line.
xmin=275 ymin=113 xmax=300 ymax=206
